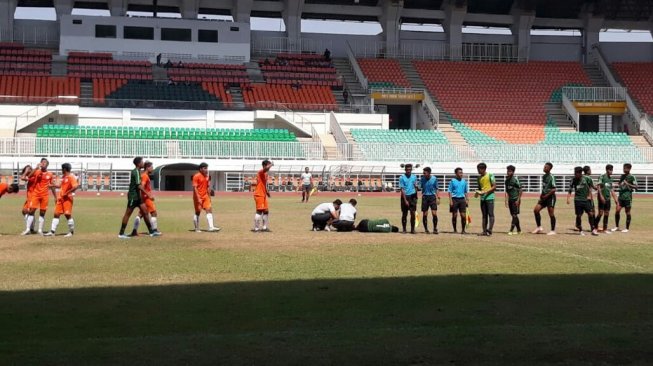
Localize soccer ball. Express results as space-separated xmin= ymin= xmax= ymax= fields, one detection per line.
xmin=120 ymin=192 xmax=124 ymax=196
xmin=96 ymin=192 xmax=100 ymax=196
xmin=358 ymin=193 xmax=361 ymax=197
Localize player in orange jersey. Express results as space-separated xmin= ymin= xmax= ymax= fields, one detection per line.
xmin=131 ymin=161 xmax=160 ymax=236
xmin=44 ymin=163 xmax=79 ymax=237
xmin=23 ymin=158 xmax=56 ymax=235
xmin=19 ymin=164 xmax=37 ymax=233
xmin=252 ymin=159 xmax=273 ymax=232
xmin=0 ymin=182 xmax=19 ymax=198
xmin=192 ymin=162 xmax=220 ymax=232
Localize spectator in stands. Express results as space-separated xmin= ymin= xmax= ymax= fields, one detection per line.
xmin=263 ymin=58 xmax=271 ymax=66
xmin=167 ymin=77 xmax=174 ymax=86
xmin=156 ymin=53 xmax=162 ymax=66
xmin=164 ymin=59 xmax=173 ymax=68
xmin=324 ymin=48 xmax=331 ymax=61
xmin=343 ymin=89 xmax=349 ymax=103
xmin=177 ymin=61 xmax=183 ymax=68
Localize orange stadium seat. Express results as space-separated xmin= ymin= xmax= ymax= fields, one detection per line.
xmin=413 ymin=61 xmax=591 ymax=144
xmin=358 ymin=58 xmax=411 ymax=88
xmin=613 ymin=62 xmax=653 ymax=115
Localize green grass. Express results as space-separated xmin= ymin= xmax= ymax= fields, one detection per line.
xmin=0 ymin=194 xmax=652 ymax=365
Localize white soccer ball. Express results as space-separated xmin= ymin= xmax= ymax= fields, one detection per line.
xmin=358 ymin=193 xmax=361 ymax=197
xmin=120 ymin=192 xmax=124 ymax=196
xmin=96 ymin=192 xmax=100 ymax=196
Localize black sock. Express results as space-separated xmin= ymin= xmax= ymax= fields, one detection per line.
xmin=452 ymin=216 xmax=457 ymax=232
xmin=432 ymin=216 xmax=438 ymax=231
xmin=510 ymin=215 xmax=516 ymax=232
xmin=575 ymin=216 xmax=582 ymax=229
xmin=626 ymin=214 xmax=632 ymax=229
xmin=588 ymin=215 xmax=595 ymax=231
xmin=615 ymin=213 xmax=621 ymax=227
xmin=488 ymin=215 xmax=495 ymax=234
xmin=550 ymin=216 xmax=556 ymax=231
xmin=120 ymin=223 xmax=127 ymax=235
xmin=402 ymin=213 xmax=407 ymax=231
xmin=515 ymin=216 xmax=521 ymax=232
xmin=595 ymin=214 xmax=602 ymax=228
xmin=603 ymin=215 xmax=609 ymax=230
xmin=422 ymin=216 xmax=428 ymax=231
xmin=535 ymin=212 xmax=542 ymax=227
xmin=461 ymin=218 xmax=466 ymax=232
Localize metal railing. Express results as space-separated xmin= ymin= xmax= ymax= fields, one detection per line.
xmin=3 ymin=25 xmax=59 ymax=46
xmin=422 ymin=91 xmax=440 ymax=128
xmin=345 ymin=41 xmax=368 ymax=91
xmin=329 ymin=112 xmax=348 ymax=144
xmin=562 ymin=87 xmax=627 ymax=102
xmin=335 ymin=142 xmax=650 ymax=164
xmin=0 ymin=138 xmax=325 ymax=160
xmin=251 ymin=36 xmax=333 ymax=56
xmin=350 ymin=40 xmax=525 ymax=62
xmin=562 ymin=94 xmax=580 ymax=129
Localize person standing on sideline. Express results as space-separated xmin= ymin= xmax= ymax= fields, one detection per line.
xmin=131 ymin=161 xmax=160 ymax=236
xmin=192 ymin=162 xmax=220 ymax=233
xmin=300 ymin=167 xmax=313 ymax=203
xmin=504 ymin=165 xmax=523 ymax=235
xmin=448 ymin=167 xmax=469 ymax=234
xmin=596 ymin=164 xmax=619 ymax=233
xmin=399 ymin=164 xmax=418 ymax=234
xmin=532 ymin=162 xmax=557 ymax=235
xmin=44 ymin=163 xmax=79 ymax=237
xmin=118 ymin=157 xmax=160 ymax=239
xmin=253 ymin=159 xmax=273 ymax=232
xmin=476 ymin=163 xmax=496 ymax=236
xmin=612 ymin=163 xmax=638 ymax=233
xmin=420 ymin=167 xmax=439 ymax=234
xmin=24 ymin=158 xmax=55 ymax=235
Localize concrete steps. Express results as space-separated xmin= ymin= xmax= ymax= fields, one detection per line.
xmin=544 ymin=102 xmax=576 ymax=132
xmin=152 ymin=66 xmax=168 ymax=82
xmin=332 ymin=58 xmax=366 ymax=108
xmin=51 ymin=58 xmax=67 ymax=76
xmin=228 ymin=86 xmax=245 ymax=109
xmin=583 ymin=64 xmax=610 ymax=87
xmin=246 ymin=61 xmax=265 ymax=83
xmin=398 ymin=59 xmax=425 ymax=89
xmin=630 ymin=135 xmax=652 ymax=148
xmin=80 ymin=81 xmax=94 ymax=106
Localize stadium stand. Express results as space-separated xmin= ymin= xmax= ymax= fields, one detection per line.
xmin=0 ymin=75 xmax=80 ymax=103
xmin=357 ymin=58 xmax=411 ymax=89
xmin=612 ymin=62 xmax=653 ymax=114
xmin=67 ymin=52 xmax=152 ymax=80
xmin=35 ymin=125 xmax=303 ymax=159
xmin=246 ymin=53 xmax=341 ymax=110
xmin=167 ymin=63 xmax=248 ymax=84
xmin=102 ymin=81 xmax=223 ymax=109
xmin=0 ymin=43 xmax=51 ymax=75
xmin=413 ymin=61 xmax=593 ymax=144
xmin=349 ymin=128 xmax=463 ymax=161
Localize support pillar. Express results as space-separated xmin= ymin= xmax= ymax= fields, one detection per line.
xmin=233 ymin=0 xmax=253 ymax=23
xmin=53 ymin=0 xmax=73 ymax=20
xmin=0 ymin=0 xmax=17 ymax=42
xmin=442 ymin=0 xmax=466 ymax=60
xmin=283 ymin=0 xmax=304 ymax=52
xmin=510 ymin=5 xmax=535 ymax=62
xmin=108 ymin=0 xmax=126 ymax=17
xmin=379 ymin=0 xmax=402 ymax=58
xmin=582 ymin=7 xmax=604 ymax=63
xmin=180 ymin=0 xmax=198 ymax=19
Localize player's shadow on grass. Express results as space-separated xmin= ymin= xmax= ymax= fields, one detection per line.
xmin=1 ymin=274 xmax=652 ymax=366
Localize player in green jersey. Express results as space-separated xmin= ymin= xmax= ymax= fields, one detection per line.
xmin=567 ymin=167 xmax=598 ymax=236
xmin=532 ymin=162 xmax=557 ymax=235
xmin=504 ymin=165 xmax=522 ymax=235
xmin=612 ymin=163 xmax=638 ymax=233
xmin=596 ymin=164 xmax=619 ymax=233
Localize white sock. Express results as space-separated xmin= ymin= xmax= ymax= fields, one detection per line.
xmin=206 ymin=213 xmax=214 ymax=229
xmin=133 ymin=216 xmax=141 ymax=232
xmin=193 ymin=215 xmax=199 ymax=230
xmin=262 ymin=214 xmax=269 ymax=229
xmin=38 ymin=216 xmax=45 ymax=232
xmin=254 ymin=213 xmax=261 ymax=230
xmin=68 ymin=218 xmax=75 ymax=234
xmin=150 ymin=217 xmax=158 ymax=231
xmin=50 ymin=218 xmax=59 ymax=233
xmin=26 ymin=215 xmax=34 ymax=231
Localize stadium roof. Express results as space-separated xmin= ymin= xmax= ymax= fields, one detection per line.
xmin=14 ymin=0 xmax=653 ymax=27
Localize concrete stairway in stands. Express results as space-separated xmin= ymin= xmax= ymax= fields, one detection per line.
xmin=583 ymin=64 xmax=610 ymax=87
xmin=80 ymin=81 xmax=93 ymax=106
xmin=343 ymin=131 xmax=363 ymax=159
xmin=228 ymin=86 xmax=245 ymax=109
xmin=51 ymin=56 xmax=67 ymax=76
xmin=545 ymin=102 xmax=576 ymax=132
xmin=152 ymin=66 xmax=168 ymax=82
xmin=398 ymin=59 xmax=467 ymax=145
xmin=246 ymin=61 xmax=265 ymax=83
xmin=332 ymin=58 xmax=367 ymax=106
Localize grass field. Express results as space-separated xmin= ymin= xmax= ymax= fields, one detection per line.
xmin=0 ymin=192 xmax=652 ymax=365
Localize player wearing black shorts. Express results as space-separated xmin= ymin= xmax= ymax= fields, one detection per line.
xmin=612 ymin=163 xmax=638 ymax=233
xmin=399 ymin=164 xmax=418 ymax=234
xmin=118 ymin=157 xmax=160 ymax=239
xmin=505 ymin=165 xmax=522 ymax=235
xmin=420 ymin=167 xmax=440 ymax=234
xmin=567 ymin=167 xmax=598 ymax=236
xmin=532 ymin=162 xmax=557 ymax=235
xmin=447 ymin=167 xmax=469 ymax=234
xmin=596 ymin=164 xmax=618 ymax=232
